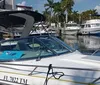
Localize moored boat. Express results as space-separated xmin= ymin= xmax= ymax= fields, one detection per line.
xmin=0 ymin=10 xmax=100 ymax=85
xmin=63 ymin=21 xmax=81 ymax=35
xmin=78 ymin=19 xmax=100 ymax=36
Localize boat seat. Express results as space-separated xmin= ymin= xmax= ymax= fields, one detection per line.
xmin=14 ymin=41 xmax=32 ymax=50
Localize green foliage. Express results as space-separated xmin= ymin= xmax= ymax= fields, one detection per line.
xmin=61 ymin=0 xmax=74 ymax=14
xmin=43 ymin=0 xmax=74 ymax=25
xmin=68 ymin=11 xmax=79 ymax=23
xmin=43 ymin=0 xmax=99 ymax=25
xmin=43 ymin=10 xmax=51 ymax=22
xmin=44 ymin=0 xmax=55 ymax=14
xmin=53 ymin=2 xmax=62 ymax=13
xmin=81 ymin=9 xmax=98 ymax=21
xmin=44 ymin=0 xmax=55 ymax=24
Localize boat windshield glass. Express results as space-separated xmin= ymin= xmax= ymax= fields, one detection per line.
xmin=85 ymin=24 xmax=91 ymax=28
xmin=91 ymin=23 xmax=100 ymax=27
xmin=0 ymin=36 xmax=74 ymax=61
xmin=66 ymin=24 xmax=78 ymax=27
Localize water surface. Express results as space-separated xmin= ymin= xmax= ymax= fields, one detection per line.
xmin=63 ymin=35 xmax=100 ymax=56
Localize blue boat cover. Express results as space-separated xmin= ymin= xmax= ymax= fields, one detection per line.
xmin=0 ymin=51 xmax=24 ymax=60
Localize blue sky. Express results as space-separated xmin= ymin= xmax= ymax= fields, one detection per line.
xmin=15 ymin=0 xmax=100 ymax=14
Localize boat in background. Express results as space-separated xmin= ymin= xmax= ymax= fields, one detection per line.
xmin=63 ymin=21 xmax=81 ymax=35
xmin=30 ymin=22 xmax=57 ymax=36
xmin=13 ymin=23 xmax=57 ymax=37
xmin=78 ymin=19 xmax=100 ymax=36
xmin=0 ymin=20 xmax=57 ymax=39
xmin=0 ymin=10 xmax=100 ymax=85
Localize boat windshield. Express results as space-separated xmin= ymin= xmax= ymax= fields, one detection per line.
xmin=91 ymin=23 xmax=100 ymax=27
xmin=0 ymin=35 xmax=74 ymax=61
xmin=84 ymin=23 xmax=100 ymax=28
xmin=66 ymin=24 xmax=78 ymax=27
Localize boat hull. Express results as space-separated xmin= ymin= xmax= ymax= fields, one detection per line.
xmin=79 ymin=19 xmax=100 ymax=36
xmin=63 ymin=30 xmax=79 ymax=35
xmin=78 ymin=30 xmax=100 ymax=36
xmin=0 ymin=51 xmax=100 ymax=85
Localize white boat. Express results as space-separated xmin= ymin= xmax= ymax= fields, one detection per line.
xmin=9 ymin=23 xmax=57 ymax=37
xmin=0 ymin=10 xmax=100 ymax=85
xmin=79 ymin=19 xmax=100 ymax=35
xmin=30 ymin=26 xmax=57 ymax=36
xmin=64 ymin=21 xmax=81 ymax=35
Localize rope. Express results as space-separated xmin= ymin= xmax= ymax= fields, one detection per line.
xmin=44 ymin=64 xmax=64 ymax=85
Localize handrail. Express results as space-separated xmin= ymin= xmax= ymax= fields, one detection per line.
xmin=0 ymin=62 xmax=100 ymax=72
xmin=0 ymin=63 xmax=100 ymax=85
xmin=91 ymin=49 xmax=100 ymax=56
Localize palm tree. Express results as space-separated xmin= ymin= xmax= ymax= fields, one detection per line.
xmin=61 ymin=0 xmax=74 ymax=14
xmin=53 ymin=2 xmax=65 ymax=27
xmin=44 ymin=0 xmax=55 ymax=19
xmin=44 ymin=0 xmax=74 ymax=26
xmin=60 ymin=0 xmax=74 ymax=23
xmin=53 ymin=2 xmax=62 ymax=22
xmin=43 ymin=10 xmax=51 ymax=23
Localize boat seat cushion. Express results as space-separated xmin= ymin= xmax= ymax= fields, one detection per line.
xmin=0 ymin=51 xmax=24 ymax=60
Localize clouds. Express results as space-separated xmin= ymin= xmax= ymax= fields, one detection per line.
xmin=17 ymin=1 xmax=26 ymax=6
xmin=95 ymin=5 xmax=100 ymax=14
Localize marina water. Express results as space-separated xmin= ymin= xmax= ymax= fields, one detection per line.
xmin=62 ymin=35 xmax=100 ymax=56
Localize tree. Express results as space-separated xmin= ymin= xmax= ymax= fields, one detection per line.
xmin=43 ymin=10 xmax=51 ymax=23
xmin=60 ymin=0 xmax=74 ymax=14
xmin=43 ymin=0 xmax=75 ymax=27
xmin=53 ymin=2 xmax=63 ymax=22
xmin=44 ymin=0 xmax=55 ymax=18
xmin=68 ymin=11 xmax=80 ymax=23
xmin=53 ymin=0 xmax=74 ymax=24
xmin=81 ymin=9 xmax=98 ymax=22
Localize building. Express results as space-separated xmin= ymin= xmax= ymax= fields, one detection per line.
xmin=0 ymin=0 xmax=15 ymax=10
xmin=16 ymin=5 xmax=33 ymax=11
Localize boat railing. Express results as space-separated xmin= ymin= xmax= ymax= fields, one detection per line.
xmin=1 ymin=62 xmax=100 ymax=71
xmin=33 ymin=22 xmax=54 ymax=36
xmin=91 ymin=49 xmax=100 ymax=56
xmin=0 ymin=63 xmax=100 ymax=85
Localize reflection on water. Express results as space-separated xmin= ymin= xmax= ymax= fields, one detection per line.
xmin=63 ymin=35 xmax=78 ymax=49
xmin=78 ymin=36 xmax=100 ymax=50
xmin=63 ymin=35 xmax=100 ymax=56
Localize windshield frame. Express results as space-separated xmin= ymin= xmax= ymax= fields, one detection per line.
xmin=0 ymin=35 xmax=74 ymax=62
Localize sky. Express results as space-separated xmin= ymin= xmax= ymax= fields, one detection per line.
xmin=15 ymin=0 xmax=100 ymax=14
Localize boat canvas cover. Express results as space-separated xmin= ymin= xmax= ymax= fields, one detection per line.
xmin=0 ymin=10 xmax=45 ymax=28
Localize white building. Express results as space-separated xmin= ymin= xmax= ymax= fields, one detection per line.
xmin=16 ymin=5 xmax=33 ymax=11
xmin=0 ymin=0 xmax=15 ymax=9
